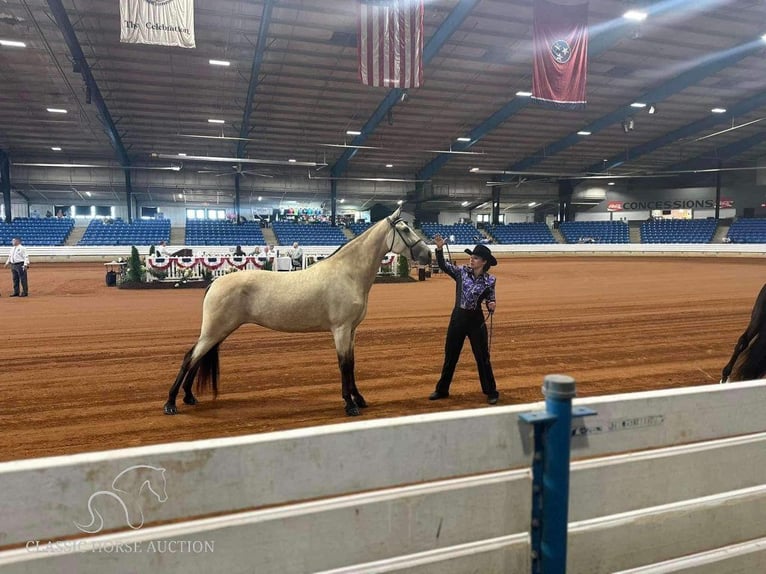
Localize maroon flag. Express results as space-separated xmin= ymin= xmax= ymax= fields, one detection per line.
xmin=532 ymin=0 xmax=589 ymax=109
xmin=358 ymin=0 xmax=424 ymax=88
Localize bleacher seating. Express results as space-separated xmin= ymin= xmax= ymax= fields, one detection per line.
xmin=726 ymin=218 xmax=766 ymax=243
xmin=78 ymin=219 xmax=170 ymax=246
xmin=640 ymin=219 xmax=717 ymax=243
xmin=0 ymin=217 xmax=74 ymax=246
xmin=348 ymin=222 xmax=373 ymax=236
xmin=184 ymin=220 xmax=265 ymax=246
xmin=487 ymin=223 xmax=556 ymax=244
xmin=559 ymin=221 xmax=630 ymax=244
xmin=420 ymin=223 xmax=481 ymax=244
xmin=272 ymin=221 xmax=347 ymax=246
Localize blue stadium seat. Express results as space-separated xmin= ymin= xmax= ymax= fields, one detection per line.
xmin=726 ymin=218 xmax=766 ymax=243
xmin=640 ymin=219 xmax=717 ymax=244
xmin=184 ymin=220 xmax=265 ymax=246
xmin=78 ymin=219 xmax=171 ymax=246
xmin=420 ymin=223 xmax=481 ymax=244
xmin=487 ymin=223 xmax=556 ymax=244
xmin=559 ymin=221 xmax=630 ymax=244
xmin=349 ymin=222 xmax=373 ymax=236
xmin=272 ymin=222 xmax=347 ymax=246
xmin=0 ymin=217 xmax=74 ymax=246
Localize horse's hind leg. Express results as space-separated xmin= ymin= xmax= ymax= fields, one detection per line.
xmin=164 ymin=321 xmax=239 ymax=415
xmin=333 ymin=326 xmax=363 ymax=416
xmin=165 ymin=347 xmax=196 ymax=415
xmin=181 ymin=363 xmax=201 ymax=405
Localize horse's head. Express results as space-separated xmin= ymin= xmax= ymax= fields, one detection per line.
xmin=387 ymin=209 xmax=432 ymax=265
xmin=113 ymin=464 xmax=169 ymax=504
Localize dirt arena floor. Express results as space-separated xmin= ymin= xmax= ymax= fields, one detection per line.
xmin=0 ymin=256 xmax=762 ymax=462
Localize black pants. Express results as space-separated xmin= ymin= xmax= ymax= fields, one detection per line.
xmin=435 ymin=308 xmax=498 ymax=397
xmin=11 ymin=263 xmax=28 ymax=295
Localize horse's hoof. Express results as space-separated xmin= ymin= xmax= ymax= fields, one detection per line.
xmin=345 ymin=405 xmax=360 ymax=416
xmin=183 ymin=394 xmax=198 ymax=406
xmin=355 ymin=396 xmax=368 ymax=408
xmin=164 ymin=402 xmax=178 ymax=415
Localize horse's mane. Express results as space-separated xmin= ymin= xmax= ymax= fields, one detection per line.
xmin=314 ymin=217 xmax=398 ymax=263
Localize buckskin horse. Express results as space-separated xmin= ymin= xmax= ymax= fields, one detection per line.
xmin=164 ymin=208 xmax=432 ymax=416
xmin=721 ymin=283 xmax=766 ymax=383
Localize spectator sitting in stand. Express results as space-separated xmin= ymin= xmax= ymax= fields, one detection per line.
xmin=156 ymin=241 xmax=171 ymax=257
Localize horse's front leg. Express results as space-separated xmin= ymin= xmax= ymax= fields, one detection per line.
xmin=333 ymin=326 xmax=362 ymax=416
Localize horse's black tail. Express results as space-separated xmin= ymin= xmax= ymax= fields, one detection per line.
xmin=195 ymin=344 xmax=220 ymax=398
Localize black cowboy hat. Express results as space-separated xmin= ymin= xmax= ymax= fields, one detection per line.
xmin=464 ymin=244 xmax=497 ymax=266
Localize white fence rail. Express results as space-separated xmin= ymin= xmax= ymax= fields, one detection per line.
xmin=2 ymin=381 xmax=766 ymax=572
xmin=2 ymin=243 xmax=766 ymax=263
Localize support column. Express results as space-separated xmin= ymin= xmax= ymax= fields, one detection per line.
xmin=491 ymin=185 xmax=501 ymax=225
xmin=330 ymin=179 xmax=338 ymax=226
xmin=558 ymin=180 xmax=574 ymax=223
xmin=124 ymin=169 xmax=133 ymax=223
xmin=715 ymin=160 xmax=722 ymax=220
xmin=1 ymin=151 xmax=12 ymax=223
xmin=234 ymin=173 xmax=242 ymax=224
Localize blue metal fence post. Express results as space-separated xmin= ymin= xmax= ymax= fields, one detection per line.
xmin=541 ymin=374 xmax=576 ymax=573
xmin=519 ymin=374 xmax=596 ymax=574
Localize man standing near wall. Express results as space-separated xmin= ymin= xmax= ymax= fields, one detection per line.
xmin=5 ymin=237 xmax=29 ymax=297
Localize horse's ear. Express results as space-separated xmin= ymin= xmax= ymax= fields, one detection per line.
xmin=391 ymin=206 xmax=402 ymax=219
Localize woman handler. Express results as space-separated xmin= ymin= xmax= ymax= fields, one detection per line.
xmin=429 ymin=234 xmax=499 ymax=404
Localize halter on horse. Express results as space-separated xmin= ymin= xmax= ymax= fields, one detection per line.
xmin=721 ymin=283 xmax=766 ymax=383
xmin=164 ymin=207 xmax=432 ymax=416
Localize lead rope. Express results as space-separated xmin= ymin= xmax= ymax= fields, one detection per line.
xmin=484 ymin=307 xmax=494 ymax=355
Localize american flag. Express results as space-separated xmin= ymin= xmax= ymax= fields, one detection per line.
xmin=358 ymin=0 xmax=424 ymax=88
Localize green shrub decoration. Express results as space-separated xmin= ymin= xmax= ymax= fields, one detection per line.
xmin=397 ymin=255 xmax=409 ymax=278
xmin=126 ymin=245 xmax=144 ymax=283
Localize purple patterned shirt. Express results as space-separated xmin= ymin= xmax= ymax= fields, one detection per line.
xmin=436 ymin=249 xmax=496 ymax=311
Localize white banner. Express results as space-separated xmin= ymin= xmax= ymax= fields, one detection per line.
xmin=120 ymin=0 xmax=195 ymax=49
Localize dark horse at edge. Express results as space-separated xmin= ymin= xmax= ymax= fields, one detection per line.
xmin=721 ymin=283 xmax=766 ymax=383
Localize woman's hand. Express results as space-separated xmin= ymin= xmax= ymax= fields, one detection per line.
xmin=487 ymin=301 xmax=496 ymax=314
xmin=434 ymin=234 xmax=445 ymax=249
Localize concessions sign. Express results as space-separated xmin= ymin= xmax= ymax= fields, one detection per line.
xmin=607 ymin=199 xmax=734 ymax=212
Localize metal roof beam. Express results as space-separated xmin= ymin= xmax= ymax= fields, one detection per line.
xmin=331 ymin=0 xmax=480 ymax=178
xmin=508 ymin=40 xmax=762 ymax=175
xmin=666 ymin=130 xmax=766 ymax=173
xmin=415 ymin=19 xmax=635 ymax=181
xmin=237 ymin=0 xmax=276 ymax=158
xmin=584 ymin=90 xmax=766 ymax=175
xmin=47 ymin=0 xmax=130 ymax=167
xmin=416 ymin=1 xmax=750 ymax=181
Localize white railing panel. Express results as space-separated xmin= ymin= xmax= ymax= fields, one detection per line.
xmin=3 ymin=382 xmax=766 ymax=549
xmin=614 ymin=536 xmax=766 ymax=573
xmin=0 ymin=474 xmax=530 ymax=574
xmin=568 ymin=485 xmax=766 ymax=574
xmin=0 ymin=406 xmax=539 ymax=548
xmin=569 ymin=432 xmax=766 ymax=521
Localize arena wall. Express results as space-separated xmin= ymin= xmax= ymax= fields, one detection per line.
xmin=3 ymin=243 xmax=766 ymax=264
xmin=1 ymin=381 xmax=766 ymax=572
